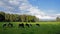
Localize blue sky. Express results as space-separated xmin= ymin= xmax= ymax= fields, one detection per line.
xmin=0 ymin=0 xmax=60 ymax=20
xmin=29 ymin=0 xmax=60 ymax=9
xmin=29 ymin=0 xmax=60 ymax=14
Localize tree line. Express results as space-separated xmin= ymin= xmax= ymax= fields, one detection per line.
xmin=0 ymin=11 xmax=39 ymax=22
xmin=0 ymin=11 xmax=60 ymax=22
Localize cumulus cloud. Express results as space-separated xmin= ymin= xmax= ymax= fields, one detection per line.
xmin=0 ymin=0 xmax=57 ymax=20
xmin=8 ymin=0 xmax=20 ymax=5
xmin=0 ymin=0 xmax=15 ymax=13
xmin=28 ymin=7 xmax=45 ymax=15
xmin=0 ymin=1 xmax=5 ymax=6
xmin=18 ymin=0 xmax=45 ymax=16
xmin=56 ymin=14 xmax=60 ymax=17
xmin=18 ymin=0 xmax=56 ymax=20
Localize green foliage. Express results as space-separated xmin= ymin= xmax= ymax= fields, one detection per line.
xmin=56 ymin=17 xmax=60 ymax=22
xmin=0 ymin=11 xmax=39 ymax=22
xmin=0 ymin=11 xmax=5 ymax=22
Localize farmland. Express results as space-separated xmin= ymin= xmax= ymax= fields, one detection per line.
xmin=0 ymin=22 xmax=60 ymax=34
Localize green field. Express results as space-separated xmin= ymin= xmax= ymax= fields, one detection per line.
xmin=0 ymin=22 xmax=60 ymax=34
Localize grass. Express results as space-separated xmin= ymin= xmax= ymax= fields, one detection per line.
xmin=0 ymin=22 xmax=60 ymax=34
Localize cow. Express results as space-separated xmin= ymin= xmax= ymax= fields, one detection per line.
xmin=36 ymin=24 xmax=40 ymax=27
xmin=8 ymin=23 xmax=13 ymax=27
xmin=25 ymin=23 xmax=30 ymax=27
xmin=19 ymin=23 xmax=24 ymax=28
xmin=3 ymin=23 xmax=7 ymax=28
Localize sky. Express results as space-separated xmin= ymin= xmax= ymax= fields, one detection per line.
xmin=0 ymin=0 xmax=60 ymax=20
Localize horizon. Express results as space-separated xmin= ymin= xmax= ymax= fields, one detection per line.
xmin=0 ymin=0 xmax=60 ymax=20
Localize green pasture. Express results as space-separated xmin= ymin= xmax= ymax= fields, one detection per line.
xmin=0 ymin=22 xmax=60 ymax=34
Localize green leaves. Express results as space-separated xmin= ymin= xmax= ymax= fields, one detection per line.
xmin=56 ymin=17 xmax=60 ymax=22
xmin=0 ymin=12 xmax=39 ymax=22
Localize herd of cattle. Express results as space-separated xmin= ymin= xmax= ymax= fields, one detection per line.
xmin=3 ymin=23 xmax=40 ymax=28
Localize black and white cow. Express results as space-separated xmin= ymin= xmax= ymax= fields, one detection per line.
xmin=19 ymin=23 xmax=24 ymax=28
xmin=36 ymin=24 xmax=40 ymax=27
xmin=25 ymin=23 xmax=30 ymax=27
xmin=3 ymin=23 xmax=7 ymax=28
xmin=8 ymin=23 xmax=13 ymax=27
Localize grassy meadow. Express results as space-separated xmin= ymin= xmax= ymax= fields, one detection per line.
xmin=0 ymin=22 xmax=60 ymax=34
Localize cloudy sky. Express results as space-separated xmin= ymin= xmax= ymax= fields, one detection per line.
xmin=0 ymin=0 xmax=60 ymax=20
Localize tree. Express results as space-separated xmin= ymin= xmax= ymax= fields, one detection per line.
xmin=0 ymin=11 xmax=39 ymax=22
xmin=5 ymin=14 xmax=10 ymax=22
xmin=0 ymin=12 xmax=5 ymax=22
xmin=56 ymin=17 xmax=60 ymax=22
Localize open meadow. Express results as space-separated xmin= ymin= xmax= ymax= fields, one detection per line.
xmin=0 ymin=22 xmax=60 ymax=34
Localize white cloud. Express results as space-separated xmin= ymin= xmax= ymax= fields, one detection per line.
xmin=56 ymin=14 xmax=60 ymax=16
xmin=18 ymin=0 xmax=55 ymax=20
xmin=0 ymin=0 xmax=16 ymax=13
xmin=56 ymin=14 xmax=60 ymax=17
xmin=0 ymin=1 xmax=7 ymax=7
xmin=19 ymin=3 xmax=31 ymax=11
xmin=0 ymin=0 xmax=57 ymax=20
xmin=28 ymin=7 xmax=45 ymax=15
xmin=8 ymin=0 xmax=20 ymax=5
xmin=0 ymin=1 xmax=5 ymax=6
xmin=8 ymin=0 xmax=29 ymax=5
xmin=18 ymin=0 xmax=57 ymax=20
xmin=18 ymin=0 xmax=45 ymax=16
xmin=36 ymin=15 xmax=56 ymax=20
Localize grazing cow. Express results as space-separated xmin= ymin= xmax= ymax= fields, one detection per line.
xmin=25 ymin=23 xmax=30 ymax=27
xmin=36 ymin=24 xmax=40 ymax=27
xmin=3 ymin=23 xmax=7 ymax=28
xmin=8 ymin=23 xmax=13 ymax=27
xmin=19 ymin=23 xmax=24 ymax=28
